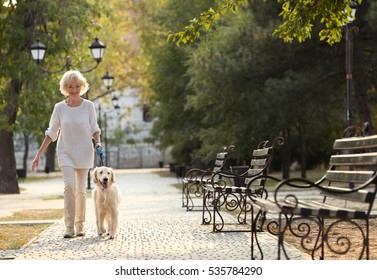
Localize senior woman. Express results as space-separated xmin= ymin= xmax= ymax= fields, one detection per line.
xmin=32 ymin=70 xmax=102 ymax=238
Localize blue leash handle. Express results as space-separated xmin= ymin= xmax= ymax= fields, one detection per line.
xmin=96 ymin=146 xmax=104 ymax=166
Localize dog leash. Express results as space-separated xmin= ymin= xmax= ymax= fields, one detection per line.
xmin=96 ymin=146 xmax=105 ymax=167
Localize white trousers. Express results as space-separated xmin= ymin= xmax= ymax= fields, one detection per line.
xmin=61 ymin=167 xmax=89 ymax=231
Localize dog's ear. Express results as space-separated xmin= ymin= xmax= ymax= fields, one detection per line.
xmin=93 ymin=167 xmax=99 ymax=183
xmin=110 ymin=168 xmax=116 ymax=183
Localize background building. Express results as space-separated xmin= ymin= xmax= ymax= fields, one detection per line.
xmin=94 ymin=87 xmax=172 ymax=169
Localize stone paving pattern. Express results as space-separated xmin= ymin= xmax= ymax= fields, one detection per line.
xmin=0 ymin=169 xmax=310 ymax=260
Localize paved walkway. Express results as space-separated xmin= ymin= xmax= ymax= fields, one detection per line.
xmin=0 ymin=169 xmax=309 ymax=260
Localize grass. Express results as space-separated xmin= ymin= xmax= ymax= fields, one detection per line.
xmin=0 ymin=209 xmax=63 ymax=251
xmin=41 ymin=195 xmax=64 ymax=200
xmin=0 ymin=224 xmax=50 ymax=250
xmin=20 ymin=173 xmax=61 ymax=183
xmin=1 ymin=172 xmax=64 ymax=251
xmin=0 ymin=209 xmax=64 ymax=222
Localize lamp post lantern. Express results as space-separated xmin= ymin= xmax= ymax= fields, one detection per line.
xmin=102 ymin=71 xmax=114 ymax=89
xmin=29 ymin=39 xmax=47 ymax=63
xmin=29 ymin=37 xmax=106 ymax=74
xmin=89 ymin=38 xmax=106 ymax=62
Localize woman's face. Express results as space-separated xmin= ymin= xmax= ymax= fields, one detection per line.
xmin=65 ymin=80 xmax=82 ymax=96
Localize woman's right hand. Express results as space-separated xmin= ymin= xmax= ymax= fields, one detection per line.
xmin=32 ymin=156 xmax=40 ymax=172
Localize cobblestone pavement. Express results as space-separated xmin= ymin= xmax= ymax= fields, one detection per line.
xmin=0 ymin=169 xmax=309 ymax=260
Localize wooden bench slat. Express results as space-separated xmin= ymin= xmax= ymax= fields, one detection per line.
xmin=250 ymin=158 xmax=268 ymax=166
xmin=216 ymin=152 xmax=227 ymax=160
xmin=212 ymin=166 xmax=223 ymax=173
xmin=329 ymin=153 xmax=377 ymax=166
xmin=214 ymin=159 xmax=226 ymax=167
xmin=245 ymin=168 xmax=264 ymax=176
xmin=252 ymin=148 xmax=271 ymax=157
xmin=253 ymin=197 xmax=368 ymax=219
xmin=284 ymin=200 xmax=368 ymax=219
xmin=333 ymin=135 xmax=377 ymax=150
xmin=324 ymin=170 xmax=374 ymax=183
xmin=320 ymin=187 xmax=375 ymax=203
xmin=252 ymin=197 xmax=280 ymax=213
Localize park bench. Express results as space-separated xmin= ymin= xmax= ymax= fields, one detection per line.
xmin=181 ymin=145 xmax=234 ymax=211
xmin=202 ymin=137 xmax=284 ymax=232
xmin=250 ymin=132 xmax=377 ymax=260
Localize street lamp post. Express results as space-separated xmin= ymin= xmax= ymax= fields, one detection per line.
xmin=97 ymin=71 xmax=115 ymax=127
xmin=98 ymin=97 xmax=120 ymax=166
xmin=344 ymin=1 xmax=358 ymax=127
xmin=96 ymin=72 xmax=120 ymax=166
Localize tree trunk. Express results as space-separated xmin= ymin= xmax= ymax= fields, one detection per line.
xmin=0 ymin=0 xmax=38 ymax=193
xmin=0 ymin=78 xmax=22 ymax=194
xmin=22 ymin=132 xmax=29 ymax=176
xmin=0 ymin=131 xmax=19 ymax=194
xmin=45 ymin=142 xmax=56 ymax=173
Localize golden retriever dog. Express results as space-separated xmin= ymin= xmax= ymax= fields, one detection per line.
xmin=93 ymin=166 xmax=121 ymax=239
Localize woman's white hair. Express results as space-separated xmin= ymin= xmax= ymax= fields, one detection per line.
xmin=59 ymin=70 xmax=89 ymax=96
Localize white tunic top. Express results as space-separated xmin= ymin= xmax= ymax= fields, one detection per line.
xmin=45 ymin=99 xmax=100 ymax=169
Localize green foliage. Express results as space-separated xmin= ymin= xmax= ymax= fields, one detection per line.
xmin=139 ymin=0 xmax=216 ymax=164
xmin=143 ymin=0 xmax=353 ymax=170
xmin=185 ymin=3 xmax=343 ymax=165
xmin=273 ymin=0 xmax=362 ymax=45
xmin=168 ymin=0 xmax=363 ymax=45
xmin=167 ymin=0 xmax=248 ymax=45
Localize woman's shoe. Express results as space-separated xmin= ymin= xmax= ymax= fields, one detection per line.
xmin=64 ymin=228 xmax=74 ymax=238
xmin=76 ymin=230 xmax=85 ymax=237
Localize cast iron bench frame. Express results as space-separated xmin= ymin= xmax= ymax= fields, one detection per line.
xmin=202 ymin=137 xmax=284 ymax=232
xmin=250 ymin=132 xmax=377 ymax=260
xmin=181 ymin=145 xmax=234 ymax=211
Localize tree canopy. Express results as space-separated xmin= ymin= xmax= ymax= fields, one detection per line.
xmin=168 ymin=0 xmax=363 ymax=45
xmin=139 ymin=0 xmax=377 ymax=178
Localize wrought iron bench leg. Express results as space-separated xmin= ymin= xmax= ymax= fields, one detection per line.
xmin=251 ymin=207 xmax=265 ymax=260
xmin=212 ymin=191 xmax=225 ymax=232
xmin=202 ymin=189 xmax=212 ymax=225
xmin=182 ymin=182 xmax=187 ymax=208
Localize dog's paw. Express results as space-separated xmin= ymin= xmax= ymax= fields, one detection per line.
xmin=109 ymin=235 xmax=115 ymax=240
